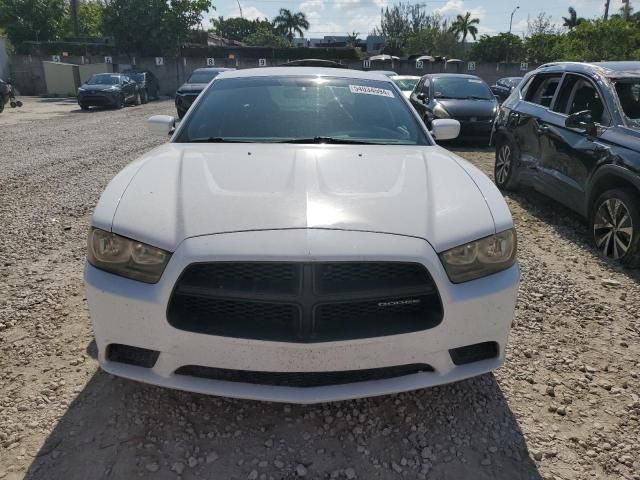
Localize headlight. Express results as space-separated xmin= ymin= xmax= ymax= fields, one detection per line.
xmin=439 ymin=229 xmax=517 ymax=283
xmin=78 ymin=88 xmax=86 ymax=93
xmin=433 ymin=103 xmax=450 ymax=119
xmin=107 ymin=86 xmax=119 ymax=91
xmin=87 ymin=228 xmax=171 ymax=283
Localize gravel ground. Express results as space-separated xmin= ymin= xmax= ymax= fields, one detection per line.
xmin=0 ymin=101 xmax=638 ymax=480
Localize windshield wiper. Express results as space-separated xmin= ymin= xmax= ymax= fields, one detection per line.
xmin=187 ymin=137 xmax=256 ymax=143
xmin=279 ymin=136 xmax=377 ymax=145
xmin=464 ymin=96 xmax=491 ymax=100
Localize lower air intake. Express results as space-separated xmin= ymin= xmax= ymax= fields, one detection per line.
xmin=107 ymin=344 xmax=160 ymax=368
xmin=449 ymin=342 xmax=499 ymax=366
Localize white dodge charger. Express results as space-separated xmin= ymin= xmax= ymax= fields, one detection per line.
xmin=85 ymin=67 xmax=519 ymax=403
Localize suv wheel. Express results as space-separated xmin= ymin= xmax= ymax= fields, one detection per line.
xmin=495 ymin=140 xmax=520 ymax=190
xmin=592 ymin=188 xmax=640 ymax=266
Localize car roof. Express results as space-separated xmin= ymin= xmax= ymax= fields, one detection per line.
xmin=216 ymin=67 xmax=397 ymax=82
xmin=538 ymin=61 xmax=640 ymax=77
xmin=391 ymin=75 xmax=420 ymax=80
xmin=423 ymin=73 xmax=481 ymax=79
xmin=192 ymin=67 xmax=235 ymax=73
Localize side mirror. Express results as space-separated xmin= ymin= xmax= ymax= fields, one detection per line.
xmin=565 ymin=110 xmax=597 ymax=136
xmin=148 ymin=115 xmax=175 ymax=136
xmin=417 ymin=92 xmax=426 ymax=101
xmin=431 ymin=119 xmax=460 ymax=141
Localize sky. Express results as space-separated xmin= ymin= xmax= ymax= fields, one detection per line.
xmin=207 ymin=0 xmax=631 ymax=39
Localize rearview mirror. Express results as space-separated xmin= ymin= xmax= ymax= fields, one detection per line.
xmin=148 ymin=115 xmax=175 ymax=136
xmin=431 ymin=119 xmax=460 ymax=141
xmin=565 ymin=110 xmax=597 ymax=136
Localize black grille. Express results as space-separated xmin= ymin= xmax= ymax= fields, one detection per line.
xmin=449 ymin=342 xmax=499 ymax=365
xmin=167 ymin=262 xmax=443 ymax=342
xmin=107 ymin=344 xmax=159 ymax=368
xmin=174 ymin=364 xmax=434 ymax=387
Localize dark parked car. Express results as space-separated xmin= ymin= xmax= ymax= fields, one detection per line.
xmin=77 ymin=73 xmax=140 ymax=110
xmin=493 ymin=61 xmax=640 ymax=266
xmin=175 ymin=67 xmax=234 ymax=119
xmin=409 ymin=73 xmax=498 ymax=138
xmin=121 ymin=69 xmax=160 ymax=103
xmin=490 ymin=77 xmax=523 ymax=103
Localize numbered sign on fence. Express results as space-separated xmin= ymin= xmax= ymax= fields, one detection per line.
xmin=363 ymin=59 xmax=371 ymax=69
xmin=467 ymin=61 xmax=476 ymax=71
xmin=206 ymin=58 xmax=215 ymax=66
xmin=415 ymin=60 xmax=424 ymax=70
xmin=155 ymin=57 xmax=164 ymax=66
xmin=52 ymin=55 xmax=61 ymax=63
xmin=520 ymin=62 xmax=529 ymax=71
xmin=104 ymin=56 xmax=113 ymax=64
xmin=258 ymin=58 xmax=267 ymax=67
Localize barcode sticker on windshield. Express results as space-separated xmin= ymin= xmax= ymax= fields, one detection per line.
xmin=349 ymin=85 xmax=395 ymax=98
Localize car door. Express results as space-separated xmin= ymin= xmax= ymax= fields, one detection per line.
xmin=509 ymin=73 xmax=563 ymax=179
xmin=536 ymin=74 xmax=612 ymax=214
xmin=123 ymin=76 xmax=135 ymax=101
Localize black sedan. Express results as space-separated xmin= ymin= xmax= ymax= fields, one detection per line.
xmin=409 ymin=74 xmax=498 ymax=139
xmin=121 ymin=69 xmax=160 ymax=103
xmin=175 ymin=67 xmax=234 ymax=119
xmin=77 ymin=74 xmax=140 ymax=110
xmin=490 ymin=77 xmax=523 ymax=103
xmin=492 ymin=61 xmax=640 ymax=265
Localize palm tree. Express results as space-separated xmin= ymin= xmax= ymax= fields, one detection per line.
xmin=562 ymin=7 xmax=585 ymax=29
xmin=450 ymin=12 xmax=479 ymax=43
xmin=273 ymin=9 xmax=310 ymax=43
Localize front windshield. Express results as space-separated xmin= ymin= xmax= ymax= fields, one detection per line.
xmin=187 ymin=71 xmax=220 ymax=84
xmin=433 ymin=77 xmax=493 ymax=100
xmin=614 ymin=79 xmax=640 ymax=129
xmin=87 ymin=74 xmax=121 ymax=85
xmin=128 ymin=73 xmax=144 ymax=83
xmin=393 ymin=78 xmax=419 ymax=91
xmin=176 ymin=76 xmax=429 ymax=145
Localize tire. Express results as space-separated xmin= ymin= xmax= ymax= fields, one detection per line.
xmin=141 ymin=90 xmax=149 ymax=104
xmin=15 ymin=100 xmax=22 ymax=107
xmin=177 ymin=108 xmax=185 ymax=120
xmin=494 ymin=138 xmax=520 ymax=190
xmin=79 ymin=103 xmax=89 ymax=111
xmin=0 ymin=102 xmax=4 ymax=114
xmin=591 ymin=188 xmax=640 ymax=267
xmin=10 ymin=101 xmax=16 ymax=108
xmin=134 ymin=92 xmax=141 ymax=106
xmin=115 ymin=95 xmax=123 ymax=109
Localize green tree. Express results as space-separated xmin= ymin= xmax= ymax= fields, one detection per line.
xmin=0 ymin=0 xmax=66 ymax=45
xmin=555 ymin=18 xmax=640 ymax=60
xmin=450 ymin=11 xmax=479 ymax=43
xmin=102 ymin=0 xmax=213 ymax=54
xmin=524 ymin=33 xmax=562 ymax=63
xmin=404 ymin=20 xmax=458 ymax=57
xmin=63 ymin=0 xmax=104 ymax=37
xmin=243 ymin=25 xmax=288 ymax=47
xmin=470 ymin=32 xmax=524 ymax=62
xmin=211 ymin=16 xmax=274 ymax=41
xmin=562 ymin=7 xmax=585 ymax=30
xmin=273 ymin=8 xmax=309 ymax=43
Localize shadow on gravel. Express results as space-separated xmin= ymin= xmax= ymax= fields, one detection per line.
xmin=25 ymin=366 xmax=542 ymax=480
xmin=505 ymin=186 xmax=640 ymax=284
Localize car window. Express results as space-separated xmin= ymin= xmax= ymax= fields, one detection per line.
xmin=524 ymin=74 xmax=562 ymax=107
xmin=187 ymin=71 xmax=221 ymax=83
xmin=392 ymin=78 xmax=419 ymax=91
xmin=552 ymin=75 xmax=580 ymax=114
xmin=87 ymin=74 xmax=121 ymax=85
xmin=614 ymin=79 xmax=640 ymax=129
xmin=176 ymin=76 xmax=429 ymax=145
xmin=431 ymin=77 xmax=493 ymax=100
xmin=568 ymin=80 xmax=606 ymax=124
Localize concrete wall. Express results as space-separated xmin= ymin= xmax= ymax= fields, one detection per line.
xmin=10 ymin=53 xmax=539 ymax=96
xmin=78 ymin=62 xmax=113 ymax=84
xmin=42 ymin=61 xmax=80 ymax=96
xmin=0 ymin=37 xmax=8 ymax=80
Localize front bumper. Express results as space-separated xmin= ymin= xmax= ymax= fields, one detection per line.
xmin=78 ymin=92 xmax=120 ymax=107
xmin=175 ymin=93 xmax=199 ymax=113
xmin=85 ymin=229 xmax=519 ymax=403
xmin=457 ymin=119 xmax=495 ymax=138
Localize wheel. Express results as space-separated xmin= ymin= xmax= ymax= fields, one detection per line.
xmin=0 ymin=102 xmax=4 ymax=114
xmin=115 ymin=95 xmax=123 ymax=109
xmin=134 ymin=92 xmax=141 ymax=106
xmin=592 ymin=188 xmax=640 ymax=267
xmin=494 ymin=139 xmax=520 ymax=190
xmin=80 ymin=103 xmax=89 ymax=111
xmin=15 ymin=100 xmax=22 ymax=107
xmin=141 ymin=90 xmax=149 ymax=104
xmin=10 ymin=101 xmax=16 ymax=108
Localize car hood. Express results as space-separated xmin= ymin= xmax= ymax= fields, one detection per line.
xmin=102 ymin=144 xmax=501 ymax=253
xmin=177 ymin=83 xmax=207 ymax=94
xmin=80 ymin=84 xmax=121 ymax=92
xmin=436 ymin=98 xmax=497 ymax=117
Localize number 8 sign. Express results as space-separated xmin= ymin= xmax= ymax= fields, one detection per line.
xmin=206 ymin=58 xmax=215 ymax=66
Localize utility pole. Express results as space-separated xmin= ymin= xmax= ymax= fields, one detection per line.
xmin=604 ymin=0 xmax=611 ymax=20
xmin=237 ymin=0 xmax=244 ymax=18
xmin=509 ymin=6 xmax=520 ymax=34
xmin=70 ymin=0 xmax=79 ymax=36
xmin=622 ymin=0 xmax=631 ymax=19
